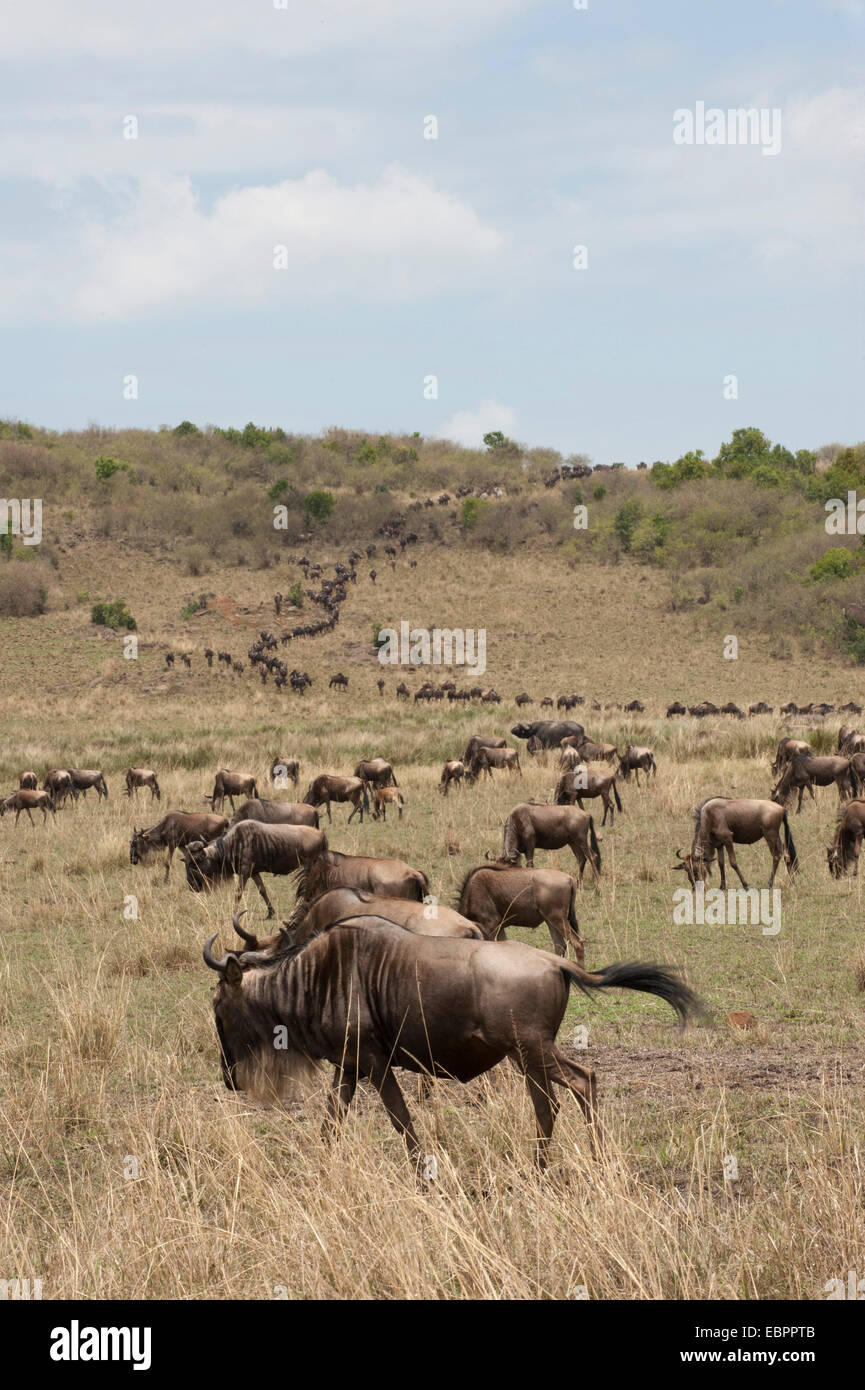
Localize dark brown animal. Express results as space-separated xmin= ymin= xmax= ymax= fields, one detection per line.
xmin=496 ymin=803 xmax=601 ymax=880
xmin=296 ymin=849 xmax=428 ymax=903
xmin=826 ymin=799 xmax=865 ymax=877
xmin=465 ymin=746 xmax=522 ymax=783
xmin=570 ymin=737 xmax=617 ymax=764
xmin=617 ymin=745 xmax=657 ymax=784
xmin=555 ymin=767 xmax=622 ymax=826
xmin=0 ymin=789 xmax=56 ymax=825
xmin=302 ymin=774 xmax=369 ymax=823
xmin=456 ymin=864 xmax=584 ymax=961
xmin=353 ymin=757 xmax=398 ymax=788
xmin=285 ymin=889 xmax=481 ymax=944
xmin=18 ymin=770 xmax=37 ymax=790
xmin=230 ymin=798 xmax=319 ymax=828
xmin=207 ymin=770 xmax=259 ymax=813
xmin=770 ymin=754 xmax=859 ymax=813
xmin=674 ymin=797 xmax=798 ymax=890
xmin=130 ymin=811 xmax=229 ymax=882
xmin=68 ymin=769 xmax=109 ymax=800
xmin=770 ymin=737 xmax=812 ymax=777
xmin=183 ymin=819 xmax=328 ymax=918
xmin=203 ymin=919 xmax=697 ymax=1169
xmin=269 ymin=757 xmax=300 ymax=787
xmin=462 ymin=735 xmax=506 ymax=765
xmin=42 ymin=769 xmax=75 ymax=807
xmin=439 ymin=760 xmax=465 ymax=795
xmin=125 ymin=768 xmax=161 ymax=801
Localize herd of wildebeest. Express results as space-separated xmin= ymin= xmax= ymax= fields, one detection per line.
xmin=6 ymin=705 xmax=865 ymax=1171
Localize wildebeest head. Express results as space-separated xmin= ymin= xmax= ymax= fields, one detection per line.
xmin=182 ymin=837 xmax=228 ymax=891
xmin=129 ymin=827 xmax=154 ymax=865
xmin=826 ymin=843 xmax=847 ymax=879
xmin=672 ymin=847 xmax=714 ymax=886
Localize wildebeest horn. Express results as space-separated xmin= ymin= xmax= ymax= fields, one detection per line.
xmin=202 ymin=934 xmax=227 ymax=973
xmin=675 ymin=848 xmax=686 ymax=859
xmin=232 ymin=909 xmax=259 ymax=947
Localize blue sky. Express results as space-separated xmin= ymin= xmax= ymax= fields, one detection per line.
xmin=0 ymin=0 xmax=862 ymax=463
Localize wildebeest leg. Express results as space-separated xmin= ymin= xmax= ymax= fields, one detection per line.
xmin=163 ymin=847 xmax=173 ymax=883
xmin=716 ymin=845 xmax=727 ymax=890
xmin=765 ymin=829 xmax=782 ymax=888
xmin=249 ymin=871 xmax=276 ymax=919
xmin=522 ymin=1064 xmax=560 ymax=1169
xmin=323 ymin=1065 xmax=357 ymax=1140
xmin=547 ymin=1049 xmax=600 ymax=1156
xmin=724 ymin=841 xmax=749 ymax=891
xmin=796 ymin=784 xmax=805 ymax=814
xmin=370 ymin=1067 xmax=420 ymax=1158
xmin=546 ymin=920 xmax=566 ymax=956
xmin=348 ymin=796 xmax=361 ymax=824
xmin=524 ymin=832 xmax=535 ymax=869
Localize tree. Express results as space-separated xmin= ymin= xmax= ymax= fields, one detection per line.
xmin=304 ymin=490 xmax=335 ymax=524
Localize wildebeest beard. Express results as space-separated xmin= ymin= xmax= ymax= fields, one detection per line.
xmin=184 ymin=838 xmax=233 ymax=891
xmin=211 ymin=942 xmax=322 ymax=1101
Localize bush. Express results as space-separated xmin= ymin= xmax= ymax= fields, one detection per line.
xmin=180 ymin=593 xmax=210 ymax=619
xmin=0 ymin=560 xmax=47 ymax=616
xmin=91 ymin=599 xmax=136 ymax=630
xmin=94 ymin=456 xmax=129 ymax=480
xmin=461 ymin=497 xmax=492 ymax=530
xmin=809 ymin=548 xmax=856 ymax=583
xmin=173 ymin=420 xmax=200 ymax=436
xmin=287 ymin=580 xmax=304 ymax=608
xmin=304 ymin=490 xmax=335 ymax=523
xmin=614 ymin=498 xmax=643 ymax=551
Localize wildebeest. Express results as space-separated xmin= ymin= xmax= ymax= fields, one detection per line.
xmin=370 ymin=787 xmax=405 ymax=821
xmin=68 ymin=769 xmax=109 ymax=800
xmin=748 ymin=702 xmax=773 ymax=716
xmin=770 ymin=737 xmax=812 ymax=777
xmin=296 ymin=849 xmax=428 ymax=903
xmin=826 ymin=799 xmax=865 ymax=877
xmin=439 ymin=760 xmax=465 ymax=795
xmin=183 ymin=819 xmax=328 ymax=918
xmin=456 ymin=863 xmax=584 ymax=961
xmin=125 ymin=768 xmax=161 ymax=801
xmin=42 ymin=769 xmax=75 ymax=807
xmin=555 ymin=767 xmax=622 ymax=826
xmin=329 ymin=673 xmax=349 ymax=691
xmin=302 ymin=774 xmax=369 ymax=823
xmin=511 ymin=721 xmax=585 ymax=750
xmin=771 ymin=753 xmax=859 ymax=812
xmin=203 ymin=918 xmax=698 ymax=1168
xmin=495 ymin=803 xmax=601 ymax=879
xmin=230 ymin=798 xmax=319 ymax=829
xmin=617 ymin=745 xmax=657 ymax=785
xmin=515 ymin=692 xmax=533 ymax=707
xmin=568 ymin=736 xmax=617 ymax=764
xmin=285 ymin=889 xmax=481 ymax=944
xmin=837 ymin=727 xmax=865 ymax=755
xmin=465 ymin=746 xmax=522 ymax=783
xmin=18 ymin=770 xmax=38 ymax=789
xmin=674 ymin=797 xmax=798 ymax=889
xmin=354 ymin=757 xmax=398 ymax=789
xmin=207 ymin=770 xmax=259 ymax=814
xmin=130 ymin=811 xmax=229 ymax=882
xmin=462 ymin=735 xmax=506 ymax=765
xmin=666 ymin=701 xmax=687 ymax=718
xmin=269 ymin=756 xmax=300 ymax=787
xmin=0 ymin=789 xmax=56 ymax=825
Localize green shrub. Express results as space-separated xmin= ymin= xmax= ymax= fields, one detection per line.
xmin=614 ymin=498 xmax=643 ymax=551
xmin=304 ymin=490 xmax=335 ymax=523
xmin=173 ymin=420 xmax=200 ymax=436
xmin=180 ymin=593 xmax=210 ymax=619
xmin=460 ymin=497 xmax=492 ymax=530
xmin=91 ymin=599 xmax=136 ymax=630
xmin=593 ymin=484 xmax=606 ymax=501
xmin=808 ymin=548 xmax=856 ymax=583
xmin=287 ymin=580 xmax=304 ymax=608
xmin=94 ymin=456 xmax=129 ymax=480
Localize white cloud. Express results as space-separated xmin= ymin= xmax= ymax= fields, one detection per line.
xmin=0 ymin=166 xmax=503 ymax=323
xmin=442 ymin=401 xmax=517 ymax=448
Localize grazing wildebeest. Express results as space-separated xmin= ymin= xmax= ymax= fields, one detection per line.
xmin=125 ymin=768 xmax=161 ymax=801
xmin=456 ymin=864 xmax=584 ymax=961
xmin=511 ymin=720 xmax=585 ymax=750
xmin=284 ymin=890 xmax=481 ymax=945
xmin=395 ymin=682 xmax=410 ymax=700
xmin=183 ymin=820 xmax=328 ymax=918
xmin=465 ymin=746 xmax=522 ymax=783
xmin=837 ymin=727 xmax=865 ymax=755
xmin=42 ymin=769 xmax=75 ymax=806
xmin=370 ymin=787 xmax=405 ymax=821
xmin=130 ymin=811 xmax=229 ymax=882
xmin=567 ymin=736 xmax=617 ymax=764
xmin=269 ymin=756 xmax=300 ymax=787
xmin=439 ymin=760 xmax=465 ymax=795
xmin=0 ymin=789 xmax=56 ymax=825
xmin=666 ymin=701 xmax=687 ymax=718
xmin=720 ymin=702 xmax=745 ymax=719
xmin=515 ymin=692 xmax=533 ymax=707
xmin=494 ymin=803 xmax=601 ymax=880
xmin=673 ymin=797 xmax=798 ymax=890
xmin=617 ymin=745 xmax=657 ymax=785
xmin=329 ymin=673 xmax=349 ymax=691
xmin=770 ymin=737 xmax=812 ymax=777
xmin=18 ymin=770 xmax=37 ymax=789
xmin=748 ymin=702 xmax=773 ymax=716
xmin=302 ymin=774 xmax=369 ymax=823
xmin=826 ymin=800 xmax=865 ymax=877
xmin=354 ymin=757 xmax=398 ymax=789
xmin=203 ymin=918 xmax=698 ymax=1168
xmin=461 ymin=735 xmax=506 ymax=765
xmin=296 ymin=849 xmax=428 ymax=903
xmin=624 ymin=699 xmax=645 ymax=713
xmin=555 ymin=767 xmax=622 ymax=826
xmin=206 ymin=770 xmax=259 ymax=814
xmin=771 ymin=753 xmax=859 ymax=813
xmin=230 ymin=798 xmax=319 ymax=828
xmin=68 ymin=769 xmax=109 ymax=800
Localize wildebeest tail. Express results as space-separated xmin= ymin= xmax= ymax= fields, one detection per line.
xmin=362 ymin=784 xmax=370 ymax=813
xmin=567 ymin=883 xmax=580 ymax=938
xmin=560 ymin=959 xmax=700 ymax=1027
xmin=613 ymin=781 xmax=622 ymax=812
xmin=390 ymin=770 xmax=399 ymax=787
xmin=588 ymin=816 xmax=601 ymax=874
xmin=782 ymin=811 xmax=799 ymax=872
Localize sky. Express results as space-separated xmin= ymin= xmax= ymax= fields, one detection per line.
xmin=0 ymin=0 xmax=862 ymax=464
